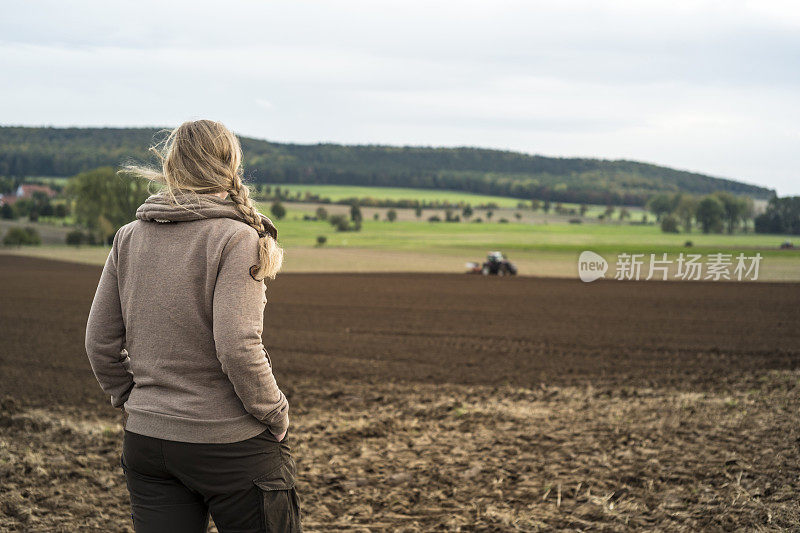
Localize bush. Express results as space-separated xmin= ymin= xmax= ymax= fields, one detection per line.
xmin=328 ymin=214 xmax=360 ymax=232
xmin=66 ymin=229 xmax=95 ymax=246
xmin=568 ymin=218 xmax=582 ymax=224
xmin=1 ymin=203 xmax=15 ymax=220
xmin=661 ymin=215 xmax=680 ymax=233
xmin=3 ymin=227 xmax=41 ymax=246
xmin=428 ymin=215 xmax=441 ymax=222
xmin=684 ymin=241 xmax=693 ymax=247
xmin=270 ymin=201 xmax=286 ymax=220
xmin=316 ymin=235 xmax=327 ymax=247
xmin=498 ymin=218 xmax=509 ymax=223
xmin=315 ymin=207 xmax=328 ymax=221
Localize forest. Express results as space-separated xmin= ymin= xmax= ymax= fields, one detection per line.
xmin=0 ymin=126 xmax=774 ymax=207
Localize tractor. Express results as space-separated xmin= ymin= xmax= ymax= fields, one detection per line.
xmin=466 ymin=251 xmax=518 ymax=276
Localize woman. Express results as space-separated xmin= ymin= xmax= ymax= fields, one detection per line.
xmin=85 ymin=120 xmax=301 ymax=532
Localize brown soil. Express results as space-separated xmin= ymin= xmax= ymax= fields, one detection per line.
xmin=1 ymin=255 xmax=799 ymax=531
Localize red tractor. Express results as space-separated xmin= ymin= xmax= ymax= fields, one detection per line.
xmin=466 ymin=251 xmax=518 ymax=276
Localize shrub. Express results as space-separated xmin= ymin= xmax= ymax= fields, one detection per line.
xmin=316 ymin=235 xmax=327 ymax=247
xmin=428 ymin=215 xmax=441 ymax=222
xmin=661 ymin=215 xmax=680 ymax=233
xmin=3 ymin=227 xmax=41 ymax=246
xmin=1 ymin=203 xmax=15 ymax=220
xmin=66 ymin=230 xmax=86 ymax=246
xmin=328 ymin=214 xmax=360 ymax=232
xmin=270 ymin=201 xmax=286 ymax=220
xmin=498 ymin=218 xmax=509 ymax=224
xmin=315 ymin=207 xmax=328 ymax=221
xmin=568 ymin=218 xmax=582 ymax=224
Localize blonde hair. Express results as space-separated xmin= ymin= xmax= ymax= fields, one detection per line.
xmin=122 ymin=120 xmax=283 ymax=280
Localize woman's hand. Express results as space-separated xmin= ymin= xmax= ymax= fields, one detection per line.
xmin=270 ymin=429 xmax=287 ymax=442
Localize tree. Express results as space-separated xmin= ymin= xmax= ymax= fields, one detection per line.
xmin=350 ymin=203 xmax=362 ymax=223
xmin=486 ymin=210 xmax=493 ymax=220
xmin=316 ymin=235 xmax=327 ymax=247
xmin=579 ymin=204 xmax=588 ymax=217
xmin=740 ymin=197 xmax=755 ymax=233
xmin=696 ymin=196 xmax=725 ymax=233
xmin=530 ymin=199 xmax=541 ymax=212
xmin=647 ymin=194 xmax=673 ymax=221
xmin=661 ymin=215 xmax=680 ymax=233
xmin=414 ymin=206 xmax=423 ymax=219
xmin=604 ymin=205 xmax=615 ymax=219
xmin=715 ymin=192 xmax=748 ymax=234
xmin=386 ymin=209 xmax=397 ymax=222
xmin=754 ymin=196 xmax=800 ymax=235
xmin=66 ymin=166 xmax=149 ymax=244
xmin=270 ymin=201 xmax=286 ymax=220
xmin=315 ymin=207 xmax=328 ymax=221
xmin=674 ymin=196 xmax=698 ymax=233
xmin=618 ymin=208 xmax=630 ymax=221
xmin=462 ymin=205 xmax=473 ymax=219
xmin=514 ymin=212 xmax=522 ymax=221
xmin=542 ymin=200 xmax=551 ymax=214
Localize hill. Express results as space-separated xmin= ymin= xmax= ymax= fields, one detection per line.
xmin=0 ymin=126 xmax=773 ymax=206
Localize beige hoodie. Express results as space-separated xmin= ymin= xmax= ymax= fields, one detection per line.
xmin=85 ymin=191 xmax=289 ymax=444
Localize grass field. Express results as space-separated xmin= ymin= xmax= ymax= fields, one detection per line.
xmin=3 ymin=209 xmax=799 ymax=281
xmin=264 ymin=183 xmax=648 ymax=218
xmin=266 ymin=183 xmax=531 ymax=208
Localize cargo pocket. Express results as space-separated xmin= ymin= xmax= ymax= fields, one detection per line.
xmin=253 ymin=457 xmax=302 ymax=532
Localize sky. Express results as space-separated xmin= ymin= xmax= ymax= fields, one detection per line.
xmin=1 ymin=0 xmax=798 ymax=195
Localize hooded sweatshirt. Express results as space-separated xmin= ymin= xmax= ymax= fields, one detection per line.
xmin=85 ymin=191 xmax=289 ymax=444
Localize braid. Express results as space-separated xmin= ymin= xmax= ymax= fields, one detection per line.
xmin=227 ymin=176 xmax=284 ymax=280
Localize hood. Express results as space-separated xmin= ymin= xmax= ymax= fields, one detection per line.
xmin=135 ymin=191 xmax=278 ymax=239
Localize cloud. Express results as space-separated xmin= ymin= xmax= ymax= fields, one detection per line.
xmin=0 ymin=0 xmax=798 ymax=194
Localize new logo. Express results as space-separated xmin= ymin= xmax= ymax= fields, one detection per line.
xmin=578 ymin=251 xmax=607 ymax=282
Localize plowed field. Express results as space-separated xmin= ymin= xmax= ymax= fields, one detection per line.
xmin=1 ymin=255 xmax=799 ymax=531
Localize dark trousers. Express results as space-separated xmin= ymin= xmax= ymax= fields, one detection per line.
xmin=121 ymin=428 xmax=302 ymax=532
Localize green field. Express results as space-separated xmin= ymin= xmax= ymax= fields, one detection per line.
xmin=267 ymin=184 xmax=542 ymax=209
xmin=3 ymin=199 xmax=798 ymax=281
xmin=264 ymin=205 xmax=787 ymax=253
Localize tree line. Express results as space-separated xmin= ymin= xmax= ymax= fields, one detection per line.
xmin=0 ymin=127 xmax=774 ymax=208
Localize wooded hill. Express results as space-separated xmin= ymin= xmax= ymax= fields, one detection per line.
xmin=0 ymin=126 xmax=773 ymax=206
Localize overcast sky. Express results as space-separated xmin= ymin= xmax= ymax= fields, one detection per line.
xmin=1 ymin=0 xmax=798 ymax=194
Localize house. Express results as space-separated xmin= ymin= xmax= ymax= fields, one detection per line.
xmin=0 ymin=184 xmax=57 ymax=206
